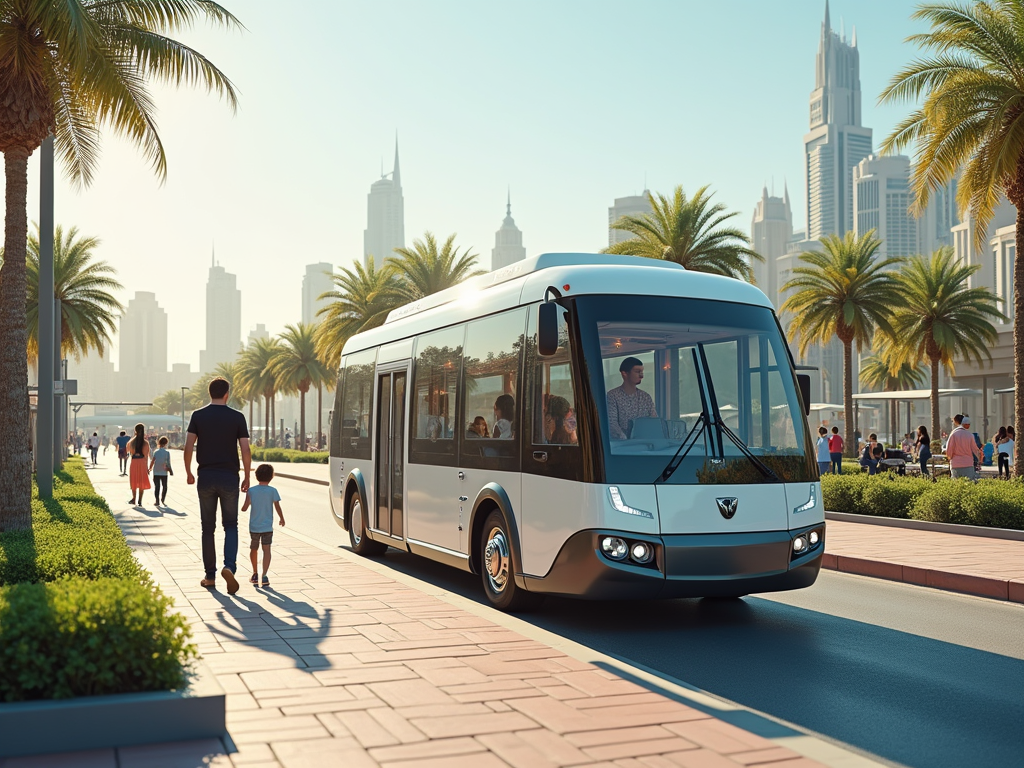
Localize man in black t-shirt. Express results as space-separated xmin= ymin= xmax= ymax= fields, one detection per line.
xmin=184 ymin=376 xmax=251 ymax=594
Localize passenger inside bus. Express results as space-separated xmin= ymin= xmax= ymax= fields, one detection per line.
xmin=606 ymin=356 xmax=658 ymax=439
xmin=466 ymin=416 xmax=490 ymax=439
xmin=544 ymin=395 xmax=577 ymax=445
xmin=492 ymin=394 xmax=514 ymax=439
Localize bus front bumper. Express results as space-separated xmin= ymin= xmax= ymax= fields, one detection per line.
xmin=521 ymin=524 xmax=824 ymax=600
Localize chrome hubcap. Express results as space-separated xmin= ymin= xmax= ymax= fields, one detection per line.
xmin=352 ymin=500 xmax=363 ymax=545
xmin=483 ymin=526 xmax=509 ymax=593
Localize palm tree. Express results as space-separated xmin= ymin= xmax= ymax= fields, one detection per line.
xmin=308 ymin=322 xmax=335 ymax=450
xmin=782 ymin=231 xmax=904 ymax=456
xmin=886 ymin=248 xmax=1004 ymax=443
xmin=880 ymin=0 xmax=1024 ymax=475
xmin=271 ymin=324 xmax=330 ymax=452
xmin=237 ymin=338 xmax=283 ymax=447
xmin=0 ymin=225 xmax=124 ymax=361
xmin=315 ymin=257 xmax=401 ymax=372
xmin=0 ymin=1 xmax=239 ymax=530
xmin=389 ymin=232 xmax=483 ymax=304
xmin=859 ymin=352 xmax=927 ymax=445
xmin=604 ymin=185 xmax=763 ymax=280
xmin=213 ymin=361 xmax=246 ymax=411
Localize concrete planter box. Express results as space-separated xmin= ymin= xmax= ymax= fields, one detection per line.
xmin=0 ymin=661 xmax=224 ymax=758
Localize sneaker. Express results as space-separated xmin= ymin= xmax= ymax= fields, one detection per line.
xmin=222 ymin=567 xmax=239 ymax=595
xmin=200 ymin=578 xmax=216 ymax=588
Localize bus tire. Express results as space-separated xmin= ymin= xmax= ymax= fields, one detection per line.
xmin=479 ymin=510 xmax=542 ymax=612
xmin=348 ymin=493 xmax=386 ymax=556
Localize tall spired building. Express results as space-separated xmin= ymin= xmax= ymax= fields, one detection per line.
xmin=199 ymin=253 xmax=242 ymax=374
xmin=363 ymin=139 xmax=405 ymax=268
xmin=491 ymin=191 xmax=526 ymax=270
xmin=804 ymin=1 xmax=872 ymax=241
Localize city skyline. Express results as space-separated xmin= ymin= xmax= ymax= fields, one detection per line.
xmin=3 ymin=0 xmax=930 ymax=369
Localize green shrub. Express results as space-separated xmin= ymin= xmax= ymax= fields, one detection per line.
xmin=821 ymin=473 xmax=871 ymax=513
xmin=0 ymin=462 xmax=143 ymax=586
xmin=251 ymin=448 xmax=328 ymax=464
xmin=0 ymin=577 xmax=196 ymax=702
xmin=910 ymin=479 xmax=1024 ymax=529
xmin=860 ymin=475 xmax=933 ymax=519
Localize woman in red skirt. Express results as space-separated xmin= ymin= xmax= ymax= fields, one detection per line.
xmin=128 ymin=422 xmax=151 ymax=506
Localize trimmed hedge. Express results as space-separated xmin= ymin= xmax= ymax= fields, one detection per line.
xmin=0 ymin=463 xmax=144 ymax=585
xmin=821 ymin=472 xmax=1024 ymax=530
xmin=0 ymin=458 xmax=197 ymax=701
xmin=0 ymin=577 xmax=196 ymax=701
xmin=251 ymin=448 xmax=328 ymax=464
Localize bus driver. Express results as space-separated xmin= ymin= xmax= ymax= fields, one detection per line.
xmin=606 ymin=356 xmax=657 ymax=440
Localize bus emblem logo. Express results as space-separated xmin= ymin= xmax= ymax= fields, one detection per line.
xmin=716 ymin=498 xmax=738 ymax=519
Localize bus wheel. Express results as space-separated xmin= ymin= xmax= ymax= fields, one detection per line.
xmin=348 ymin=494 xmax=386 ymax=556
xmin=480 ymin=510 xmax=542 ymax=612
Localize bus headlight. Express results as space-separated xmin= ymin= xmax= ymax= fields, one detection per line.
xmin=630 ymin=542 xmax=653 ymax=564
xmin=600 ymin=536 xmax=628 ymax=560
xmin=792 ymin=536 xmax=808 ymax=554
xmin=608 ymin=487 xmax=654 ymax=519
xmin=809 ymin=530 xmax=820 ymax=546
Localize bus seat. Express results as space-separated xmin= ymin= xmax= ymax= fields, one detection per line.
xmin=668 ymin=419 xmax=688 ymax=440
xmin=630 ymin=417 xmax=667 ymax=440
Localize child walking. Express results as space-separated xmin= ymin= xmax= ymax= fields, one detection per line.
xmin=241 ymin=464 xmax=285 ymax=587
xmin=149 ymin=436 xmax=173 ymax=505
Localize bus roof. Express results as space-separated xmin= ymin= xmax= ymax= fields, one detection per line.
xmin=342 ymin=253 xmax=774 ymax=356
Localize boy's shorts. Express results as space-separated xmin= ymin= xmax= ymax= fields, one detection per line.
xmin=250 ymin=531 xmax=273 ymax=549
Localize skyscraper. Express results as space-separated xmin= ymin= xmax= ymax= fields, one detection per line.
xmin=608 ymin=191 xmax=652 ymax=246
xmin=804 ymin=1 xmax=872 ymax=241
xmin=364 ymin=139 xmax=405 ymax=268
xmin=491 ymin=191 xmax=526 ymax=270
xmin=852 ymin=155 xmax=917 ymax=258
xmin=302 ymin=262 xmax=334 ymax=325
xmin=750 ymin=184 xmax=793 ymax=308
xmin=119 ymin=291 xmax=168 ymax=399
xmin=199 ymin=256 xmax=242 ymax=374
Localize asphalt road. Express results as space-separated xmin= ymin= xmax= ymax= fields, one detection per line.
xmin=274 ymin=474 xmax=1024 ymax=768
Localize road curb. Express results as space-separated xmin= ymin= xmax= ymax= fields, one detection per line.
xmin=821 ymin=552 xmax=1022 ymax=603
xmin=825 ymin=511 xmax=1024 ymax=541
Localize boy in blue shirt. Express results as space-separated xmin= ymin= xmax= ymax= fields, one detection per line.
xmin=241 ymin=463 xmax=285 ymax=587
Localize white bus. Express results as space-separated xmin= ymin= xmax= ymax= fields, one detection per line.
xmin=329 ymin=253 xmax=824 ymax=611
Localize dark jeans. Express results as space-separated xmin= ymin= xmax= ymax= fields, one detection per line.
xmin=89 ymin=447 xmax=98 ymax=464
xmin=829 ymin=452 xmax=842 ymax=474
xmin=998 ymin=453 xmax=1010 ymax=478
xmin=197 ymin=470 xmax=239 ymax=579
xmin=153 ymin=474 xmax=167 ymax=502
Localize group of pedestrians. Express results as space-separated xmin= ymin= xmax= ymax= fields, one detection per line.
xmin=125 ymin=425 xmax=173 ymax=507
xmin=814 ymin=426 xmax=846 ymax=474
xmin=992 ymin=425 xmax=1015 ymax=479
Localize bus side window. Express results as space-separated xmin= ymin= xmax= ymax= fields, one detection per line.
xmin=524 ymin=304 xmax=583 ymax=481
xmin=339 ymin=348 xmax=376 ymax=460
xmin=410 ymin=325 xmax=465 ymax=465
xmin=329 ymin=358 xmax=345 ymax=458
xmin=460 ymin=308 xmax=526 ymax=471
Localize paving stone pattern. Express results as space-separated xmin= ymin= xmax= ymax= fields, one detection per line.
xmin=4 ymin=464 xmax=827 ymax=768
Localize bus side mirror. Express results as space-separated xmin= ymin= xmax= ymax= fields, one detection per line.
xmin=538 ymin=302 xmax=559 ymax=356
xmin=797 ymin=374 xmax=811 ymax=416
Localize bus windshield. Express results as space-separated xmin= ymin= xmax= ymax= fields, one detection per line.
xmin=575 ymin=296 xmax=816 ymax=484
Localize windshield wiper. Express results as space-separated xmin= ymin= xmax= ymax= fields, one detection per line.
xmin=696 ymin=343 xmax=780 ymax=483
xmin=655 ymin=414 xmax=707 ymax=483
xmin=715 ymin=420 xmax=781 ymax=482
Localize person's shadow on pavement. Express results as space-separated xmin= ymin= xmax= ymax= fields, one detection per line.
xmin=204 ymin=588 xmax=333 ymax=665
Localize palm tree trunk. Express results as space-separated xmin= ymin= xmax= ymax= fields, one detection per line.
xmin=271 ymin=395 xmax=276 ymax=447
xmin=300 ymin=388 xmax=307 ymax=452
xmin=316 ymin=382 xmax=323 ymax=450
xmin=930 ymin=357 xmax=940 ymax=450
xmin=0 ymin=148 xmax=33 ymax=531
xmin=1014 ymin=200 xmax=1024 ymax=476
xmin=843 ymin=339 xmax=855 ymax=457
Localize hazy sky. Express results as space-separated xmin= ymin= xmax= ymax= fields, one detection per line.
xmin=8 ymin=0 xmax=927 ymax=370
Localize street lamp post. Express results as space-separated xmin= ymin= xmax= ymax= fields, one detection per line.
xmin=36 ymin=136 xmax=54 ymax=497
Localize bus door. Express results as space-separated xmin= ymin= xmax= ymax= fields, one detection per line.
xmin=374 ymin=364 xmax=409 ymax=539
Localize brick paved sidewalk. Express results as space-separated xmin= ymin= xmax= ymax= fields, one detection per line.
xmin=1 ymin=460 xmax=876 ymax=768
xmin=825 ymin=519 xmax=1024 ymax=603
